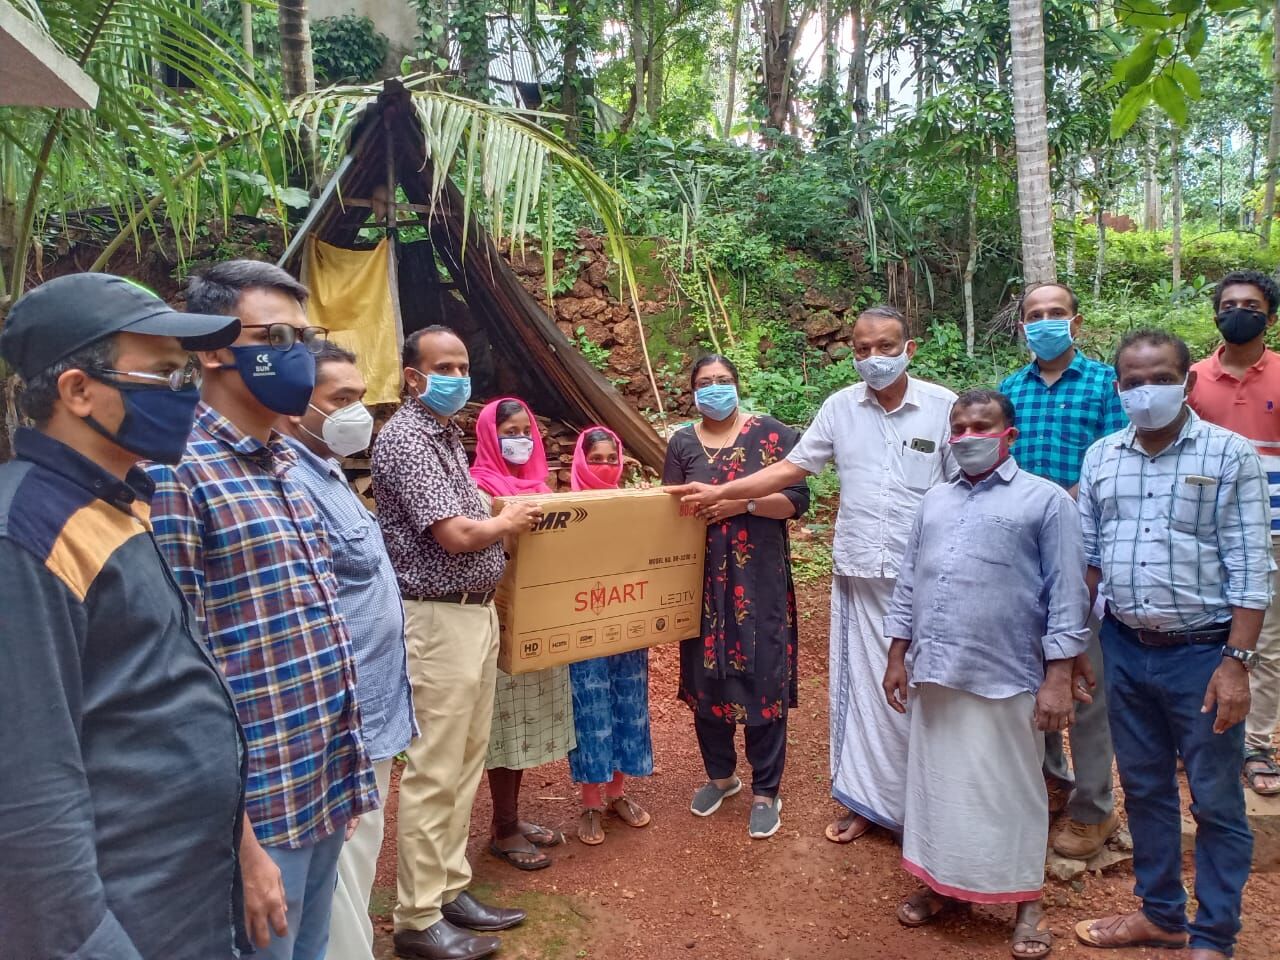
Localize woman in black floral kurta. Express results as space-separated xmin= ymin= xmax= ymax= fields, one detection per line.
xmin=662 ymin=355 xmax=810 ymax=838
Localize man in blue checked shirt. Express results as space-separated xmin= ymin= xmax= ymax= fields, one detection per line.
xmin=148 ymin=261 xmax=378 ymax=960
xmin=279 ymin=341 xmax=417 ymax=960
xmin=1075 ymin=330 xmax=1272 ymax=959
xmin=1000 ymin=281 xmax=1127 ymax=862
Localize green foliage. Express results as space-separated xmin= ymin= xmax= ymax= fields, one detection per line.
xmin=573 ymin=324 xmax=612 ymax=371
xmin=311 ymin=16 xmax=389 ymax=84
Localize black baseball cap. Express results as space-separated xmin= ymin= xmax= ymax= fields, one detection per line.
xmin=0 ymin=273 xmax=241 ymax=380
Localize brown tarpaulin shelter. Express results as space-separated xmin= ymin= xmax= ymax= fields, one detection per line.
xmin=277 ymin=79 xmax=666 ymax=470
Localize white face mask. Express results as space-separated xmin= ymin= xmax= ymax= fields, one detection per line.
xmin=1119 ymin=380 xmax=1186 ymax=431
xmin=500 ymin=435 xmax=535 ymax=465
xmin=949 ymin=432 xmax=1007 ymax=476
xmin=307 ymin=401 xmax=374 ymax=457
xmin=853 ymin=349 xmax=910 ymax=391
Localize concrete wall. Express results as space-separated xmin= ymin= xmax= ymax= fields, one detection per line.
xmin=308 ymin=0 xmax=417 ymax=78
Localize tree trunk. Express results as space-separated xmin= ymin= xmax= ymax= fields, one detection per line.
xmin=724 ymin=0 xmax=743 ymax=136
xmin=848 ymin=0 xmax=868 ymax=138
xmin=561 ymin=0 xmax=583 ymax=143
xmin=756 ymin=0 xmax=796 ymax=140
xmin=1143 ymin=126 xmax=1162 ymax=231
xmin=1093 ymin=203 xmax=1106 ymax=299
xmin=624 ymin=0 xmax=648 ymax=129
xmin=964 ymin=179 xmax=978 ymax=357
xmin=1262 ymin=0 xmax=1280 ymax=245
xmin=1171 ymin=126 xmax=1183 ymax=289
xmin=1008 ymin=0 xmax=1056 ymax=284
xmin=241 ymin=1 xmax=255 ymax=77
xmin=278 ymin=0 xmax=314 ymax=99
xmin=646 ymin=46 xmax=664 ymax=117
xmin=1065 ymin=182 xmax=1077 ymax=279
xmin=1218 ymin=130 xmax=1225 ymax=230
xmin=453 ymin=0 xmax=492 ymax=101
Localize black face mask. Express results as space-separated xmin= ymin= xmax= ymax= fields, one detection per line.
xmin=1215 ymin=307 xmax=1269 ymax=345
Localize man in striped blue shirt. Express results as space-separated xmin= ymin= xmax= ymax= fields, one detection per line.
xmin=1000 ymin=282 xmax=1127 ymax=861
xmin=280 ymin=341 xmax=416 ymax=960
xmin=1075 ymin=330 xmax=1272 ymax=958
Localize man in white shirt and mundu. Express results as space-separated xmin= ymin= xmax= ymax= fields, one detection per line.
xmin=670 ymin=305 xmax=957 ymax=842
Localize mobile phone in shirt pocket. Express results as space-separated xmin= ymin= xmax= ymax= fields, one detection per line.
xmin=901 ymin=443 xmax=937 ymax=491
xmin=1170 ymin=475 xmax=1218 ymax=535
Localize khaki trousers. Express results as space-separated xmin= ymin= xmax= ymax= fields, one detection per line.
xmin=1245 ymin=543 xmax=1280 ymax=755
xmin=394 ymin=600 xmax=499 ymax=932
xmin=325 ymin=758 xmax=393 ymax=960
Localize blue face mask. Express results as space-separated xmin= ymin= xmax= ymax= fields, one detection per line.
xmin=85 ymin=384 xmax=201 ymax=465
xmin=694 ymin=383 xmax=739 ymax=421
xmin=1023 ymin=318 xmax=1075 ymax=361
xmin=416 ymin=370 xmax=471 ymax=417
xmin=225 ymin=343 xmax=316 ymax=415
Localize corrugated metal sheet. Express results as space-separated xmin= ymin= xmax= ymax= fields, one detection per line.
xmin=450 ymin=13 xmax=595 ymax=88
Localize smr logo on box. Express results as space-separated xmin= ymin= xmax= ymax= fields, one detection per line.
xmin=533 ymin=507 xmax=588 ymax=532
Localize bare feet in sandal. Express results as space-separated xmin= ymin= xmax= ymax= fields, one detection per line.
xmin=896 ymin=886 xmax=959 ymax=927
xmin=1074 ymin=911 xmax=1187 ymax=949
xmin=489 ymin=833 xmax=551 ymax=871
xmin=518 ymin=820 xmax=565 ymax=847
xmin=1243 ymin=751 xmax=1280 ymax=796
xmin=824 ymin=812 xmax=874 ymax=843
xmin=607 ymin=795 xmax=651 ymax=828
xmin=1011 ymin=900 xmax=1052 ymax=958
xmin=578 ymin=808 xmax=605 ymax=846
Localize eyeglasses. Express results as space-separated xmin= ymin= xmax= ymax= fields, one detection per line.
xmin=693 ymin=376 xmax=736 ymax=389
xmin=86 ymin=364 xmax=202 ymax=391
xmin=240 ymin=323 xmax=328 ymax=354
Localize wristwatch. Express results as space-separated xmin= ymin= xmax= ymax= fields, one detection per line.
xmin=1221 ymin=646 xmax=1259 ymax=672
xmin=746 ymin=499 xmax=758 ymax=515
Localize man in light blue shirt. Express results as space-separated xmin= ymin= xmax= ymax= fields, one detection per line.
xmin=1075 ymin=330 xmax=1271 ymax=959
xmin=280 ymin=341 xmax=416 ymax=960
xmin=883 ymin=388 xmax=1088 ymax=960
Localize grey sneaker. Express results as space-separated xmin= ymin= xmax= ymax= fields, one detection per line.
xmin=748 ymin=797 xmax=782 ymax=839
xmin=690 ymin=777 xmax=742 ymax=816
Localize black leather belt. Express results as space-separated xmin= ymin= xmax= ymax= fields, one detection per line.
xmin=1105 ymin=611 xmax=1231 ymax=648
xmin=402 ymin=590 xmax=495 ymax=606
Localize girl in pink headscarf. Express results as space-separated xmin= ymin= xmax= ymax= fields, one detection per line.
xmin=471 ymin=398 xmax=575 ymax=870
xmin=566 ymin=427 xmax=654 ymax=845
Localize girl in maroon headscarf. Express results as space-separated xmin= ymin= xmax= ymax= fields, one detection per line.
xmin=566 ymin=427 xmax=654 ymax=845
xmin=471 ymin=398 xmax=575 ymax=870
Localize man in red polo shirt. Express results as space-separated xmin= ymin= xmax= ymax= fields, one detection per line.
xmin=1189 ymin=269 xmax=1280 ymax=797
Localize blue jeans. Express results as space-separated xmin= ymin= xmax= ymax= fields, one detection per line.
xmin=258 ymin=827 xmax=346 ymax=960
xmin=1101 ymin=617 xmax=1253 ymax=956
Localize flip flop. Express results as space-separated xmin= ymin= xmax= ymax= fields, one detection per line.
xmin=824 ymin=813 xmax=874 ymax=844
xmin=1073 ymin=915 xmax=1187 ymax=950
xmin=489 ymin=837 xmax=552 ymax=871
xmin=896 ymin=888 xmax=964 ymax=928
xmin=606 ymin=795 xmax=651 ymax=828
xmin=519 ymin=821 xmax=566 ymax=847
xmin=578 ymin=808 xmax=605 ymax=846
xmin=1011 ymin=909 xmax=1052 ymax=958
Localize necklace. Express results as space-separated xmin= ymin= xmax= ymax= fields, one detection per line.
xmin=695 ymin=413 xmax=743 ymax=463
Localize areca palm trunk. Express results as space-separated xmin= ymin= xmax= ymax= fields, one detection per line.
xmin=1008 ymin=0 xmax=1056 ymax=284
xmin=278 ymin=0 xmax=314 ymax=99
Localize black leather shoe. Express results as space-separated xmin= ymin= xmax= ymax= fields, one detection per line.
xmin=392 ymin=918 xmax=501 ymax=960
xmin=442 ymin=890 xmax=528 ymax=932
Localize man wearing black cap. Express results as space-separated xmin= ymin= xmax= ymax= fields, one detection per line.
xmin=0 ymin=273 xmax=251 ymax=958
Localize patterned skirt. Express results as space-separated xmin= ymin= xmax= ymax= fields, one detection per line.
xmin=567 ymin=650 xmax=654 ymax=785
xmin=485 ymin=665 xmax=576 ymax=770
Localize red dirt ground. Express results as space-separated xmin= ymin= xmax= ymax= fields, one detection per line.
xmin=370 ymin=578 xmax=1280 ymax=959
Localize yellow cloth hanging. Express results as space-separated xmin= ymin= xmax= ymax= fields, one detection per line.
xmin=302 ymin=237 xmax=401 ymax=405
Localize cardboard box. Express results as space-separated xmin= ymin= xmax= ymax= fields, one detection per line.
xmin=493 ymin=487 xmax=706 ymax=674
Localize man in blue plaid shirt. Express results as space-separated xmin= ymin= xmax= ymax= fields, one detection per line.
xmin=1000 ymin=282 xmax=1127 ymax=862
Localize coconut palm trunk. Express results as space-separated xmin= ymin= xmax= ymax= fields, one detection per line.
xmin=1008 ymin=0 xmax=1056 ymax=284
xmin=278 ymin=0 xmax=314 ymax=99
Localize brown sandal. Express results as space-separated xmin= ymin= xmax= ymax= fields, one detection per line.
xmin=824 ymin=812 xmax=874 ymax=844
xmin=519 ymin=820 xmax=566 ymax=847
xmin=1074 ymin=912 xmax=1187 ymax=950
xmin=1011 ymin=908 xmax=1052 ymax=958
xmin=578 ymin=808 xmax=605 ymax=845
xmin=606 ymin=795 xmax=651 ymax=828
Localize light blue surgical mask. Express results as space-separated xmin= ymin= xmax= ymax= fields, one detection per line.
xmin=1023 ymin=318 xmax=1075 ymax=361
xmin=414 ymin=369 xmax=471 ymax=416
xmin=694 ymin=383 xmax=739 ymax=421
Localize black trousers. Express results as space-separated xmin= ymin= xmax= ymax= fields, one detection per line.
xmin=693 ymin=713 xmax=787 ymax=799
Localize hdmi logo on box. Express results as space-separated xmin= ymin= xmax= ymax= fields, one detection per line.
xmin=533 ymin=507 xmax=588 ymax=532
